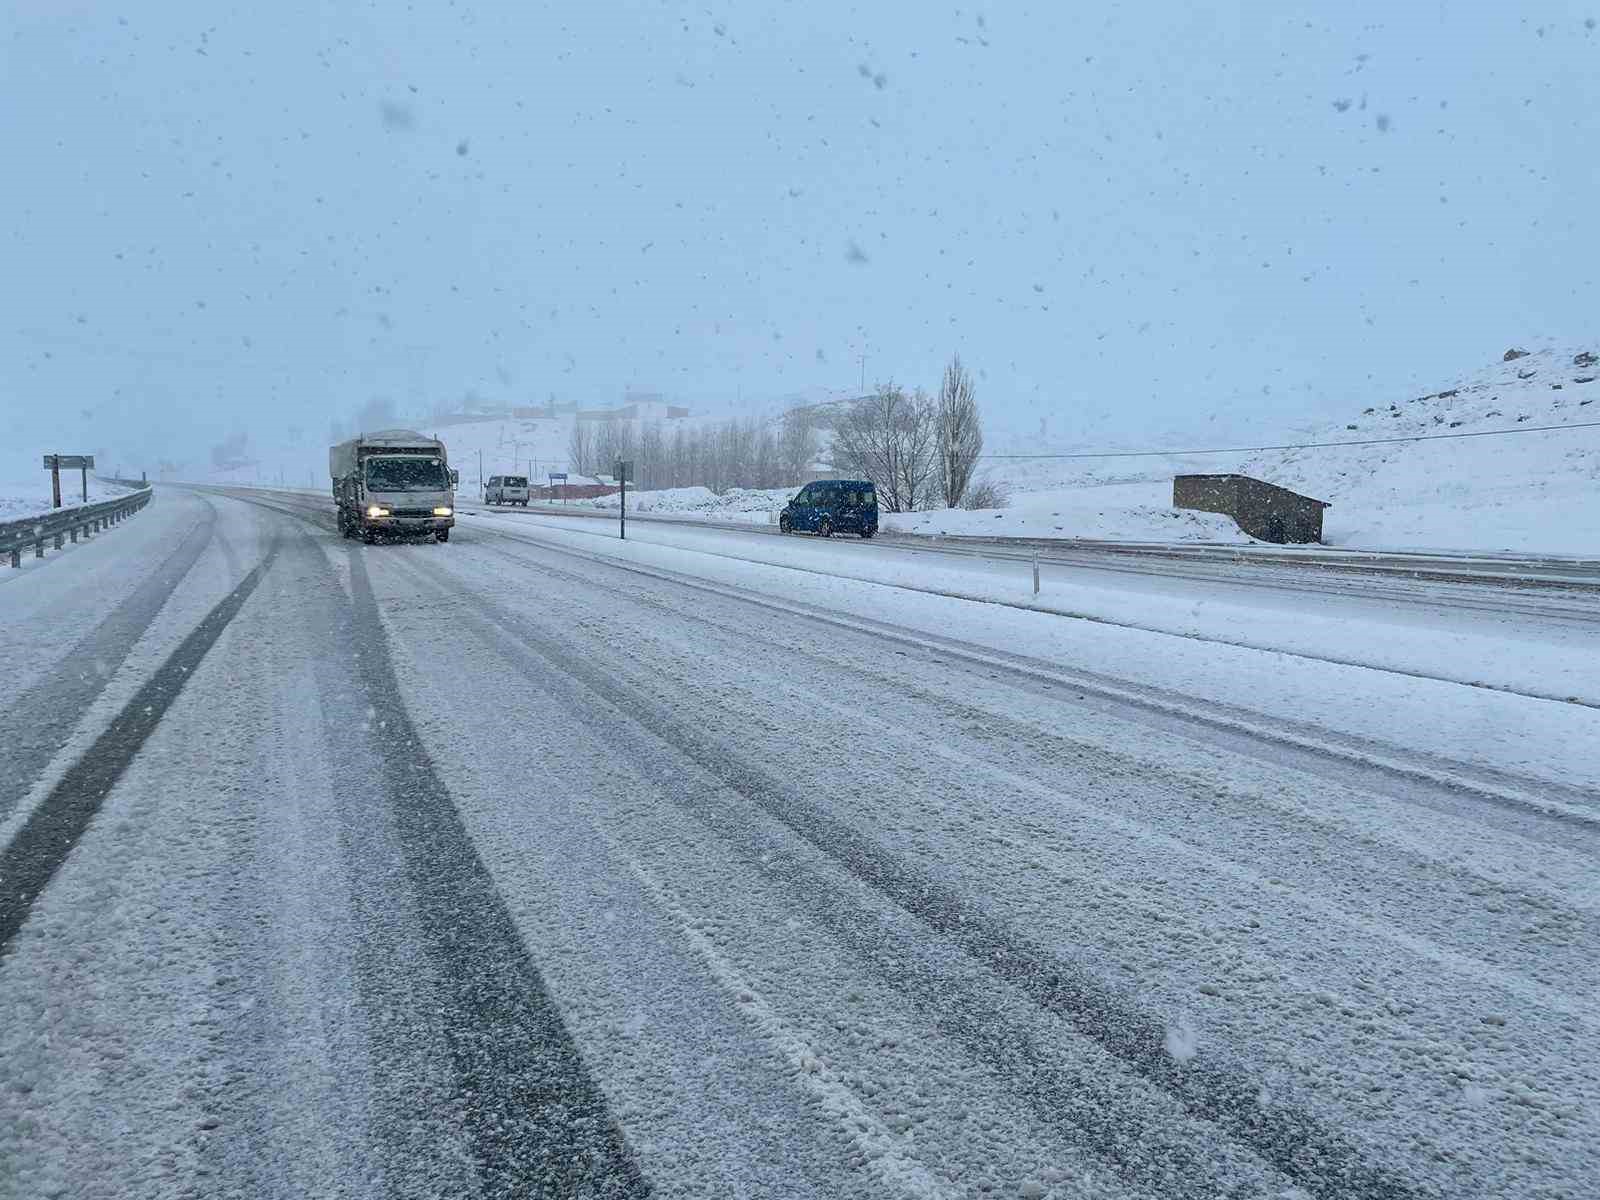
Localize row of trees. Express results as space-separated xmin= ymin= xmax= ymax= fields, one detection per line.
xmin=829 ymin=355 xmax=985 ymax=511
xmin=568 ymin=409 xmax=819 ymax=494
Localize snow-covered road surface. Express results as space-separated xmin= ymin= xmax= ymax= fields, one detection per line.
xmin=2 ymin=486 xmax=1597 ymax=1199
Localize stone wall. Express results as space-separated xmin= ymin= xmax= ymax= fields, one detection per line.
xmin=1172 ymin=474 xmax=1329 ymax=543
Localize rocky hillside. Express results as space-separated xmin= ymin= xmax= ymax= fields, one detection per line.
xmin=1240 ymin=346 xmax=1599 ymax=554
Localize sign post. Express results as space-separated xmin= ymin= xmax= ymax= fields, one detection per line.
xmin=548 ymin=472 xmax=567 ymax=505
xmin=615 ymin=459 xmax=632 ymax=540
xmin=43 ymin=454 xmax=93 ymax=507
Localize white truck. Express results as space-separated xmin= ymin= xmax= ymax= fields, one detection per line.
xmin=330 ymin=429 xmax=458 ymax=543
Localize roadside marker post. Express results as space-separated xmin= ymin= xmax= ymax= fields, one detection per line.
xmin=615 ymin=460 xmax=632 ymax=539
xmin=1033 ymin=550 xmax=1040 ymax=595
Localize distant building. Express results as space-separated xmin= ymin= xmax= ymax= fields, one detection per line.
xmin=1172 ymin=474 xmax=1330 ymax=544
xmin=574 ymin=399 xmax=690 ymax=422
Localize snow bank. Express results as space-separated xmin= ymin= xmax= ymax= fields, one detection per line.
xmin=580 ymin=485 xmax=792 ymax=525
xmin=882 ymin=481 xmax=1244 ymax=542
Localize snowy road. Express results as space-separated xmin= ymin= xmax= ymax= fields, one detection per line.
xmin=3 ymin=486 xmax=1598 ymax=1199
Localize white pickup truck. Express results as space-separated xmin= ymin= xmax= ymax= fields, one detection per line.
xmin=330 ymin=430 xmax=458 ymax=543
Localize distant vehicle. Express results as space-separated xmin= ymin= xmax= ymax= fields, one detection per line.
xmin=329 ymin=430 xmax=458 ymax=544
xmin=486 ymin=475 xmax=530 ymax=506
xmin=779 ymin=479 xmax=878 ymax=539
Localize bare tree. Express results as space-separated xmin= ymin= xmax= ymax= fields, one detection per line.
xmin=935 ymin=354 xmax=983 ymax=508
xmin=594 ymin=419 xmax=639 ymax=478
xmin=833 ymin=384 xmax=909 ymax=509
xmin=961 ymin=477 xmax=1010 ymax=510
xmin=779 ymin=406 xmax=818 ymax=483
xmin=896 ymin=388 xmax=940 ymax=512
xmin=638 ymin=421 xmax=665 ymax=490
xmin=356 ymin=396 xmax=395 ymax=435
xmin=568 ymin=419 xmax=595 ymax=476
xmin=668 ymin=423 xmax=688 ymax=488
xmin=831 ymin=384 xmax=942 ymax=511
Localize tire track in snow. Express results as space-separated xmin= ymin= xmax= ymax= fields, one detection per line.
xmin=393 ymin=552 xmax=1433 ymax=1200
xmin=596 ymin=828 xmax=963 ymax=1200
xmin=340 ymin=545 xmax=651 ymax=1200
xmin=461 ymin=526 xmax=1600 ymax=834
xmin=471 ymin=505 xmax=1600 ymax=705
xmin=0 ymin=537 xmax=276 ymax=952
xmin=0 ymin=494 xmax=217 ymax=824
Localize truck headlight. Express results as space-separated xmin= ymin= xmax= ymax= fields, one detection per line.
xmin=433 ymin=506 xmax=453 ymax=517
xmin=367 ymin=505 xmax=390 ymax=517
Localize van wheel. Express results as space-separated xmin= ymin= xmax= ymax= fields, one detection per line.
xmin=779 ymin=513 xmax=792 ymax=534
xmin=817 ymin=518 xmax=832 ymax=538
xmin=859 ymin=529 xmax=874 ymax=539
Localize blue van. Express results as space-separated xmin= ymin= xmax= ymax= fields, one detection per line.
xmin=779 ymin=479 xmax=878 ymax=538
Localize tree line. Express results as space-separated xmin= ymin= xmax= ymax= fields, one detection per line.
xmin=565 ymin=353 xmax=992 ymax=511
xmin=568 ymin=409 xmax=820 ymax=494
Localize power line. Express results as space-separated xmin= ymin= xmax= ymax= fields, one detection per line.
xmin=979 ymin=418 xmax=1600 ymax=460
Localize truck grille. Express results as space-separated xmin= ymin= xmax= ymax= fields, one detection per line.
xmin=391 ymin=507 xmax=436 ymax=518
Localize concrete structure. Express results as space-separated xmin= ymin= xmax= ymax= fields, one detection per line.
xmin=1172 ymin=474 xmax=1330 ymax=543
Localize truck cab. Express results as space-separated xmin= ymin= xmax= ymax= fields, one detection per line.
xmin=331 ymin=431 xmax=458 ymax=544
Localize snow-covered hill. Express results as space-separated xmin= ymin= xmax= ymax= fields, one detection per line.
xmin=1238 ymin=346 xmax=1599 ymax=554
xmin=907 ymin=344 xmax=1600 ymax=555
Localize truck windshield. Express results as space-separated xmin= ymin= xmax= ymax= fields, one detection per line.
xmin=367 ymin=457 xmax=449 ymax=492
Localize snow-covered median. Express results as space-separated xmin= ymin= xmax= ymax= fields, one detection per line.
xmin=579 ymin=485 xmax=790 ymax=526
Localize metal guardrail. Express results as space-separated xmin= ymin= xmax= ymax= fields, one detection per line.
xmin=1 ymin=486 xmax=153 ymax=568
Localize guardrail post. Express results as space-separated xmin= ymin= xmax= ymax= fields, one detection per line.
xmin=35 ymin=538 xmax=44 ymax=559
xmin=9 ymin=548 xmax=19 ymax=568
xmin=69 ymin=527 xmax=77 ymax=544
xmin=54 ymin=532 xmax=64 ymax=550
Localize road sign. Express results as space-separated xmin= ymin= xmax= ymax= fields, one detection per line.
xmin=44 ymin=454 xmax=96 ymax=507
xmin=548 ymin=472 xmax=568 ymax=483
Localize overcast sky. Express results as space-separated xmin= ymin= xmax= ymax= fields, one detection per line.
xmin=4 ymin=1 xmax=1596 ymax=469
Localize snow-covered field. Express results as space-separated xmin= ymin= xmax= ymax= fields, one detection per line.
xmin=0 ymin=462 xmax=137 ymax=523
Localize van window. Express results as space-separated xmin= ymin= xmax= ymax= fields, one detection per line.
xmin=507 ymin=477 xmax=528 ymax=487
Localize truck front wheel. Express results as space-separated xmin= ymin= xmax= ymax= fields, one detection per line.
xmin=436 ymin=529 xmax=450 ymax=543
